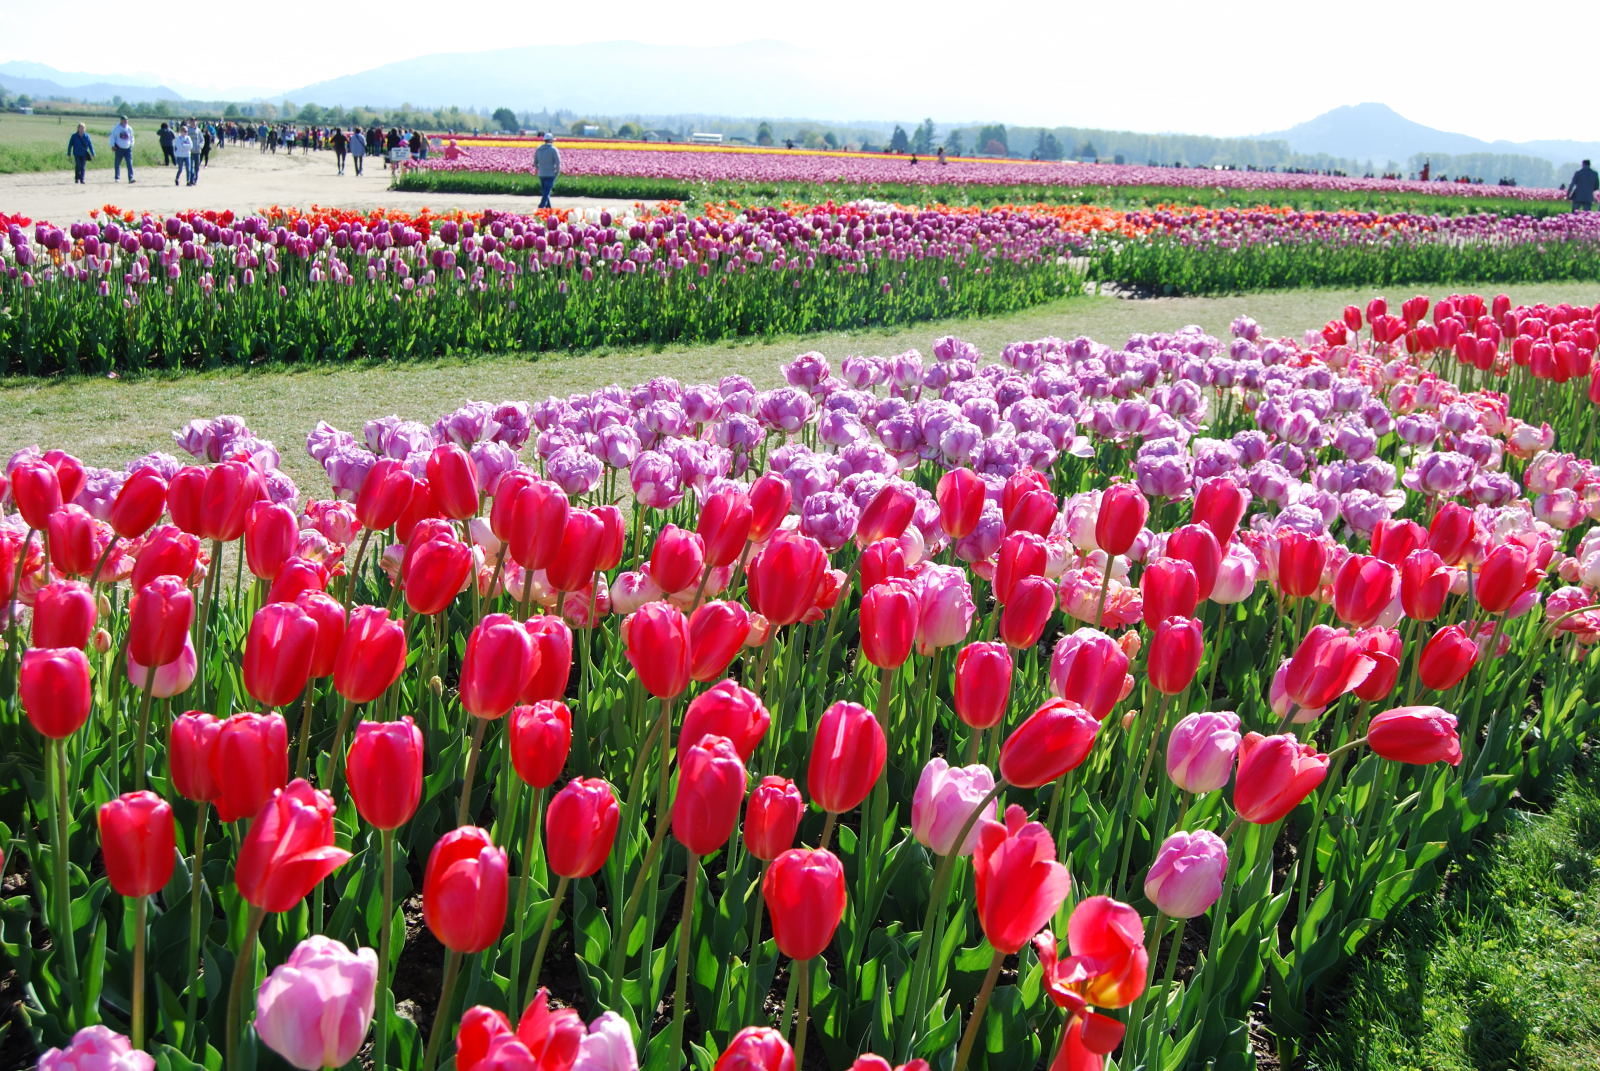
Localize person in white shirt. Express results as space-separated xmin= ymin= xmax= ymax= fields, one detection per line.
xmin=109 ymin=116 xmax=136 ymax=183
xmin=172 ymin=126 xmax=193 ymax=186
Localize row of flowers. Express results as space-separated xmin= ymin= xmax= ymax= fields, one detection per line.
xmin=3 ymin=291 xmax=1599 ymax=1071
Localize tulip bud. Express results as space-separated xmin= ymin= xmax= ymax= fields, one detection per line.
xmin=998 ymin=574 xmax=1055 ymax=649
xmin=346 ymin=718 xmax=424 ymax=830
xmin=912 ymin=758 xmax=997 ymax=857
xmin=243 ymin=602 xmax=318 ymax=708
xmin=714 ymin=1028 xmax=795 ymax=1071
xmin=763 ymin=848 xmax=847 ymax=960
xmin=426 ymin=443 xmax=480 ymax=520
xmin=1166 ymin=711 xmax=1242 ymax=793
xmin=680 ymin=679 xmax=769 ymax=761
xmin=508 ymin=701 xmax=572 ymax=790
xmin=98 ymin=791 xmax=176 ymax=898
xmin=1144 ymin=831 xmax=1227 ymax=917
xmin=623 ymin=600 xmax=691 ymax=699
xmin=333 ymin=606 xmax=407 ymax=705
xmin=688 ymin=599 xmax=749 ymax=683
xmin=210 ymin=711 xmax=290 ymax=823
xmin=1232 ymin=732 xmax=1329 ymax=825
xmin=744 ymin=776 xmax=805 ymax=862
xmin=860 ymin=578 xmax=920 ymax=668
xmin=169 ymin=710 xmax=223 ymax=803
xmin=546 ymin=777 xmax=620 ymax=879
xmin=1095 ymin=484 xmax=1148 ymax=557
xmin=972 ymin=804 xmax=1070 ymax=954
xmin=460 ymin=613 xmax=539 ymax=719
xmin=999 ymin=698 xmax=1099 ymax=788
xmin=32 ymin=580 xmax=96 ymax=649
xmin=1366 ymin=705 xmax=1461 ymax=766
xmin=936 ymin=467 xmax=985 ymax=540
xmin=1141 ymin=555 xmax=1198 ymax=626
xmin=698 ymin=487 xmax=754 ymax=568
xmin=20 ymin=647 xmax=92 ymax=739
xmin=953 ymin=641 xmax=1012 ymax=730
xmin=1147 ymin=615 xmax=1203 ymax=695
xmin=129 ymin=575 xmax=194 ymax=668
xmin=423 ymin=827 xmax=508 ymax=952
xmin=650 ymin=524 xmax=705 ymax=595
xmin=807 ymin=701 xmax=887 ymax=814
xmin=1418 ymin=623 xmax=1479 ymax=690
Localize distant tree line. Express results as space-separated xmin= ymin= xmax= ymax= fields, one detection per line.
xmin=1405 ymin=152 xmax=1567 ymax=189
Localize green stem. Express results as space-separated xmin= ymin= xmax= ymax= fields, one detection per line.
xmin=292 ymin=685 xmax=317 ymax=781
xmin=953 ymin=946 xmax=1005 ymax=1071
xmin=670 ymin=861 xmax=699 ymax=1062
xmin=793 ymin=957 xmax=813 ymax=1069
xmin=131 ymin=897 xmax=148 ymax=1050
xmin=48 ymin=738 xmax=81 ymax=1023
xmin=325 ymin=697 xmax=356 ymax=802
xmin=817 ymin=812 xmax=837 ymax=853
xmin=507 ymin=786 xmax=546 ymax=1006
xmin=456 ymin=717 xmax=490 ymax=826
xmin=900 ymin=852 xmax=957 ymax=1059
xmin=421 ymin=949 xmax=464 ymax=1071
xmin=133 ymin=662 xmax=157 ymax=791
xmin=183 ymin=803 xmax=210 ymax=1056
xmin=525 ymin=874 xmax=570 ymax=1010
xmin=225 ymin=907 xmax=268 ymax=1071
xmin=743 ymin=866 xmax=768 ymax=1028
xmin=375 ymin=829 xmax=395 ymax=1071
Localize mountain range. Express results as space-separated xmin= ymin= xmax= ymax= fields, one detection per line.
xmin=1262 ymin=103 xmax=1600 ymax=172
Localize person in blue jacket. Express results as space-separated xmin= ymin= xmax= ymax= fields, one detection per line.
xmin=67 ymin=123 xmax=95 ymax=184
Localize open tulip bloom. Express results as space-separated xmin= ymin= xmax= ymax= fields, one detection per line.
xmin=4 ymin=287 xmax=1599 ymax=1070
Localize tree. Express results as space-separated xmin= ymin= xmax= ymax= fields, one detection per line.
xmin=823 ymin=131 xmax=839 ymax=149
xmin=298 ymin=102 xmax=323 ymax=123
xmin=1076 ymin=141 xmax=1098 ymax=160
xmin=889 ymin=124 xmax=910 ymax=153
xmin=912 ymin=118 xmax=936 ymax=155
xmin=617 ymin=122 xmax=642 ymax=139
xmin=223 ymin=103 xmax=240 ymax=118
xmin=1035 ymin=130 xmax=1062 ymax=160
xmin=977 ymin=124 xmax=1008 ymax=156
xmin=946 ymin=129 xmax=964 ymax=155
xmin=755 ymin=121 xmax=774 ymax=146
xmin=491 ymin=107 xmax=519 ymax=133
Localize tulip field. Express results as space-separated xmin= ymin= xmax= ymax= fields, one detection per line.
xmin=8 ymin=201 xmax=1600 ymax=376
xmin=3 ymin=283 xmax=1600 ymax=1071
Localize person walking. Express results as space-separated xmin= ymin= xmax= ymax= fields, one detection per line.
xmin=258 ymin=122 xmax=269 ymax=153
xmin=535 ymin=132 xmax=561 ymax=208
xmin=1566 ymin=160 xmax=1599 ymax=212
xmin=349 ymin=127 xmax=366 ymax=175
xmin=172 ymin=124 xmax=192 ymax=186
xmin=158 ymin=121 xmax=175 ymax=165
xmin=109 ymin=115 xmax=137 ymax=182
xmin=66 ymin=123 xmax=95 ymax=183
xmin=200 ymin=124 xmax=213 ymax=169
xmin=332 ymin=126 xmax=348 ymax=174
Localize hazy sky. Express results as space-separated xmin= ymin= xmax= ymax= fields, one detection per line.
xmin=0 ymin=0 xmax=1578 ymax=143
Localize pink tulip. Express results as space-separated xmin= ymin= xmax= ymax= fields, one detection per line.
xmin=1143 ymin=831 xmax=1228 ymax=917
xmin=911 ymin=758 xmax=997 ymax=857
xmin=255 ymin=936 xmax=378 ymax=1070
xmin=1166 ymin=711 xmax=1242 ymax=793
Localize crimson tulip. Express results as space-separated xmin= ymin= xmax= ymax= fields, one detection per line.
xmin=210 ymin=712 xmax=289 ymax=823
xmin=954 ymin=641 xmax=1012 ymax=730
xmin=294 ymin=590 xmax=346 ymax=678
xmin=1366 ymin=706 xmax=1462 ymax=766
xmin=688 ymin=599 xmax=749 ymax=682
xmin=1427 ymin=502 xmax=1477 ymax=564
xmin=1476 ymin=542 xmax=1539 ymax=613
xmin=1399 ymin=549 xmax=1452 ymax=621
xmin=651 ymin=524 xmax=705 ymax=595
xmin=936 ymin=467 xmax=986 ymax=540
xmin=403 ymin=535 xmax=473 ymax=615
xmin=856 ymin=481 xmax=917 ymax=546
xmin=1095 ymin=484 xmax=1148 ymax=557
xmin=1165 ymin=524 xmax=1222 ymax=601
xmin=354 ymin=458 xmax=416 ymax=532
xmin=715 ymin=1028 xmax=795 ymax=1071
xmin=746 ymin=529 xmax=826 ymax=627
xmin=333 ymin=606 xmax=407 ymax=704
xmin=860 ymin=578 xmax=919 ymax=668
xmin=545 ymin=509 xmax=605 ymax=593
xmin=747 ymin=473 xmax=793 ymax=543
xmin=745 ymin=776 xmax=805 ymax=861
xmin=520 ymin=615 xmax=573 ymax=702
xmin=42 ymin=452 xmax=85 ymax=502
xmin=545 ymin=777 xmax=620 ymax=879
xmin=509 ymin=701 xmax=572 ymax=789
xmin=236 ymin=779 xmax=350 ymax=912
xmin=859 ymin=538 xmax=909 ymax=593
xmin=1049 ymin=628 xmax=1130 ymax=721
xmin=109 ymin=467 xmax=168 ymax=540
xmin=128 ymin=575 xmax=194 ymax=668
xmin=999 ymin=698 xmax=1099 ymax=788
xmin=423 ymin=826 xmax=508 ymax=953
xmin=1140 ymin=556 xmax=1199 ymax=625
xmin=623 ymin=600 xmax=692 ymax=698
xmin=1191 ymin=476 xmax=1248 ymax=540
xmin=166 ymin=465 xmax=206 ymax=536
xmin=807 ymin=701 xmax=887 ymax=814
xmin=762 ymin=848 xmax=847 ymax=960
xmin=98 ymin=791 xmax=176 ymax=897
xmin=1418 ymin=624 xmax=1479 ymax=690
xmin=698 ymin=486 xmax=754 ymax=567
xmin=1233 ymin=732 xmax=1329 ymax=824
xmin=264 ymin=556 xmax=329 ymax=605
xmin=1333 ymin=554 xmax=1399 ymax=629
xmin=130 ymin=526 xmax=200 ymax=589
xmin=20 ymin=647 xmax=92 ymax=739
xmin=998 ymin=574 xmax=1054 ymax=649
xmin=169 ymin=711 xmax=223 ymax=803
xmin=973 ymin=804 xmax=1071 ymax=954
xmin=32 ymin=580 xmax=95 ymax=649
xmin=1004 ymin=487 xmax=1058 ymax=537
xmin=1352 ymin=627 xmax=1402 ymax=702
xmin=244 ymin=502 xmax=298 ymax=581
xmin=243 ymin=602 xmax=318 ymax=708
xmin=347 ymin=717 xmax=424 ymax=830
xmin=593 ymin=504 xmax=627 ymax=572
xmin=672 ymin=734 xmax=748 ymax=856
xmin=1271 ymin=529 xmax=1327 ymax=599
xmin=460 ymin=613 xmax=539 ymax=719
xmin=1148 ymin=615 xmax=1204 ymax=695
xmin=10 ymin=459 xmax=62 ymax=529
xmin=199 ymin=460 xmax=266 ymax=542
xmin=1281 ymin=624 xmax=1376 ymax=711
xmin=680 ymin=679 xmax=770 ymax=761
xmin=46 ymin=506 xmax=99 ymax=577
xmin=426 ymin=443 xmax=480 ymax=520
xmin=1370 ymin=519 xmax=1429 ymax=565
xmin=394 ymin=478 xmax=440 ymax=544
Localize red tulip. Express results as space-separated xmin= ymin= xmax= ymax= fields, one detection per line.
xmin=680 ymin=679 xmax=770 ymax=761
xmin=355 ymin=458 xmax=417 ymax=532
xmin=509 ymin=701 xmax=572 ymax=789
xmin=1476 ymin=542 xmax=1539 ymax=614
xmin=807 ymin=701 xmax=887 ymax=814
xmin=169 ymin=711 xmax=223 ymax=803
xmin=1049 ymin=628 xmax=1130 ymax=722
xmin=1191 ymin=477 xmax=1248 ymax=540
xmin=10 ymin=459 xmax=63 ymax=529
xmin=1140 ymin=557 xmax=1199 ymax=625
xmin=998 ymin=574 xmax=1055 ymax=649
xmin=1427 ymin=502 xmax=1477 ymax=564
xmin=1233 ymin=732 xmax=1329 ymax=824
xmin=460 ymin=613 xmax=539 ymax=719
xmin=200 ymin=461 xmax=266 ymax=542
xmin=973 ymin=804 xmax=1071 ymax=954
xmin=210 ymin=712 xmax=289 ymax=823
xmin=128 ymin=574 xmax=194 ymax=668
xmin=672 ymin=734 xmax=748 ymax=856
xmin=688 ymin=599 xmax=749 ymax=682
xmin=244 ymin=501 xmax=298 ymax=581
xmin=403 ymin=535 xmax=473 ymax=615
xmin=1004 ymin=487 xmax=1058 ymax=537
xmin=236 ymin=779 xmax=351 ymax=911
xmin=697 ymin=486 xmax=753 ymax=567
xmin=1282 ymin=625 xmax=1376 ymax=711
xmin=747 ymin=473 xmax=793 ymax=543
xmin=856 ymin=481 xmax=917 ymax=546
xmin=1271 ymin=529 xmax=1328 ymax=599
xmin=936 ymin=467 xmax=986 ymax=540
xmin=243 ymin=602 xmax=318 ymax=708
xmin=999 ymin=699 xmax=1099 ymax=788
xmin=859 ymin=538 xmax=909 ymax=593
xmin=166 ymin=465 xmax=207 ymax=536
xmin=1370 ymin=519 xmax=1428 ymax=565
xmin=32 ymin=580 xmax=95 ymax=648
xmin=347 ymin=717 xmax=424 ymax=830
xmin=1343 ymin=304 xmax=1363 ymax=332
xmin=264 ymin=557 xmax=329 ymax=605
xmin=545 ymin=777 xmax=620 ymax=879
xmin=394 ymin=478 xmax=440 ymax=544
xmin=747 ymin=530 xmax=826 ymax=627
xmin=426 ymin=443 xmax=480 ymax=520
xmin=520 ymin=615 xmax=573 ymax=702
xmin=546 ymin=509 xmax=605 ymax=593
xmin=993 ymin=531 xmax=1046 ymax=605
xmin=20 ymin=647 xmax=92 ymax=739
xmin=46 ymin=506 xmax=100 ymax=577
xmin=1165 ymin=524 xmax=1221 ymax=601
xmin=623 ymin=600 xmax=691 ymax=699
xmin=1418 ymin=624 xmax=1479 ymax=690
xmin=130 ymin=525 xmax=200 ymax=589
xmin=954 ymin=641 xmax=1012 ymax=730
xmin=860 ymin=578 xmax=920 ymax=668
xmin=41 ymin=450 xmax=84 ymax=504
xmin=744 ymin=776 xmax=805 ymax=862
xmin=1036 ymin=896 xmax=1149 ymax=1014
xmin=332 ymin=606 xmax=407 ymax=704
xmin=294 ymin=590 xmax=346 ymax=678
xmin=1148 ymin=616 xmax=1204 ymax=695
xmin=98 ymin=791 xmax=176 ymax=897
xmin=1366 ymin=706 xmax=1461 ymax=766
xmin=650 ymin=524 xmax=705 ymax=595
xmin=593 ymin=505 xmax=627 ymax=572
xmin=714 ymin=1028 xmax=795 ymax=1071
xmin=1399 ymin=549 xmax=1452 ymax=622
xmin=1333 ymin=554 xmax=1398 ymax=629
xmin=423 ymin=826 xmax=508 ymax=952
xmin=762 ymin=847 xmax=847 ymax=960
xmin=1095 ymin=484 xmax=1148 ymax=557
xmin=1351 ymin=627 xmax=1402 ymax=702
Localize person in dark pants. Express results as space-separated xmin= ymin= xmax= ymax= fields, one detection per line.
xmin=1566 ymin=160 xmax=1599 ymax=211
xmin=534 ymin=132 xmax=561 ymax=208
xmin=331 ymin=127 xmax=348 ymax=174
xmin=158 ymin=121 xmax=175 ymax=165
xmin=67 ymin=123 xmax=95 ymax=183
xmin=349 ymin=128 xmax=366 ymax=175
xmin=109 ymin=115 xmax=136 ymax=182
